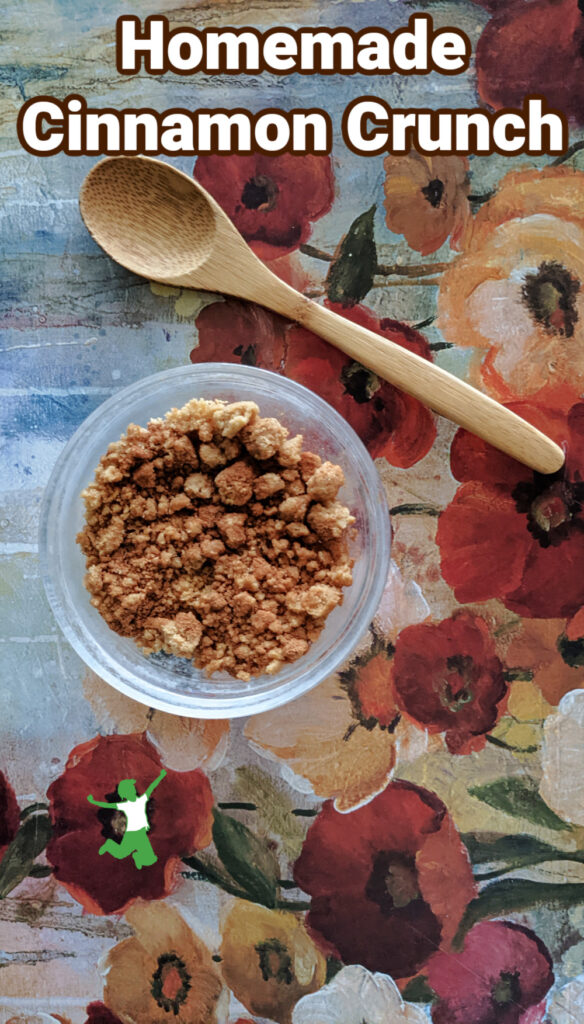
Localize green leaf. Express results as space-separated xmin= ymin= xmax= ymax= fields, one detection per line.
xmin=462 ymin=833 xmax=584 ymax=880
xmin=468 ymin=778 xmax=570 ymax=832
xmin=20 ymin=802 xmax=49 ymax=821
xmin=402 ymin=976 xmax=436 ymax=1004
xmin=325 ymin=205 xmax=377 ymax=306
xmin=0 ymin=813 xmax=52 ymax=899
xmin=212 ymin=807 xmax=279 ymax=908
xmin=463 ymin=833 xmax=564 ymax=866
xmin=28 ymin=864 xmax=53 ymax=878
xmin=182 ymin=852 xmax=249 ymax=900
xmin=455 ymin=878 xmax=584 ymax=947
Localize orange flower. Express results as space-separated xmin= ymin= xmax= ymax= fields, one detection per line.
xmin=102 ymin=901 xmax=223 ymax=1024
xmin=383 ymin=151 xmax=470 ymax=255
xmin=84 ymin=672 xmax=229 ymax=772
xmin=506 ymin=618 xmax=584 ymax=706
xmin=219 ymin=901 xmax=326 ymax=1024
xmin=245 ymin=563 xmax=430 ymax=811
xmin=438 ymin=167 xmax=584 ymax=400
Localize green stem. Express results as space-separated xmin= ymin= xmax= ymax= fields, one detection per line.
xmin=217 ymin=802 xmax=257 ymax=811
xmin=299 ymin=243 xmax=451 ymax=279
xmin=551 ymin=139 xmax=584 ymax=166
xmin=486 ymin=734 xmax=539 ymax=754
xmin=468 ymin=190 xmax=496 ymax=205
xmin=475 ymin=850 xmax=584 ymax=882
xmin=375 ymin=261 xmax=452 ymax=278
xmin=300 ymin=243 xmax=332 ymax=262
xmin=429 ymin=341 xmax=453 ymax=352
xmin=390 ymin=503 xmax=441 ymax=517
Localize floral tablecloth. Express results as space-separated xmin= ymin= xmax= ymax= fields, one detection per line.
xmin=3 ymin=1 xmax=584 ymax=1022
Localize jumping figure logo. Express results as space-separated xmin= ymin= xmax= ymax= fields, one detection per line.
xmin=87 ymin=769 xmax=166 ymax=869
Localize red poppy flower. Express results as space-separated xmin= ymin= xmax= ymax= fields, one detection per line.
xmin=46 ymin=734 xmax=213 ymax=915
xmin=476 ymin=0 xmax=584 ymax=125
xmin=427 ymin=921 xmax=554 ymax=1024
xmin=392 ymin=612 xmax=508 ymax=754
xmin=0 ymin=770 xmax=20 ymax=860
xmin=84 ymin=1004 xmax=123 ymax=1024
xmin=194 ymin=154 xmax=334 ymax=259
xmin=293 ymin=780 xmax=476 ymax=979
xmin=191 ymin=297 xmax=288 ymax=372
xmin=191 ymin=298 xmax=436 ymax=469
xmin=437 ymin=397 xmax=584 ymax=618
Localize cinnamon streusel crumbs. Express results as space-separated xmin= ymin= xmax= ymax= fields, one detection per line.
xmin=77 ymin=398 xmax=355 ymax=681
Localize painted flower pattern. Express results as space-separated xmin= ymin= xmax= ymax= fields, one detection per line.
xmin=46 ymin=734 xmax=213 ymax=914
xmin=294 ymin=781 xmax=476 ymax=978
xmin=9 ymin=20 xmax=584 ymax=1021
xmin=437 ymin=398 xmax=584 ymax=618
xmin=291 ymin=964 xmax=428 ymax=1024
xmin=220 ymin=900 xmax=326 ymax=1023
xmin=102 ymin=901 xmax=223 ymax=1023
xmin=439 ymin=168 xmax=584 ymax=399
xmin=392 ymin=611 xmax=508 ymax=753
xmin=193 ymin=153 xmax=334 ymax=259
xmin=191 ymin=298 xmax=436 ymax=469
xmin=383 ymin=151 xmax=470 ymax=255
xmin=426 ymin=921 xmax=554 ymax=1024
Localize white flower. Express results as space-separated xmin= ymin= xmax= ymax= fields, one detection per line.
xmin=291 ymin=964 xmax=428 ymax=1024
xmin=547 ymin=975 xmax=584 ymax=1023
xmin=540 ymin=689 xmax=584 ymax=825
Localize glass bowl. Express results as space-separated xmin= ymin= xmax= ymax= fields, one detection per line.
xmin=39 ymin=364 xmax=391 ymax=718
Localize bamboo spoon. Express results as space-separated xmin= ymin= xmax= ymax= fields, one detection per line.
xmin=79 ymin=156 xmax=564 ymax=474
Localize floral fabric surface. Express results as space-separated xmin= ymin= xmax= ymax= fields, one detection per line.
xmin=3 ymin=1 xmax=584 ymax=1023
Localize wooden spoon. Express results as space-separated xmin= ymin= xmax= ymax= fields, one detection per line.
xmin=79 ymin=156 xmax=564 ymax=474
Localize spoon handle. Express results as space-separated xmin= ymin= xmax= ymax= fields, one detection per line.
xmin=261 ymin=281 xmax=564 ymax=474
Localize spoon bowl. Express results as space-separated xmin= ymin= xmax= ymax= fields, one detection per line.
xmin=81 ymin=156 xmax=218 ymax=279
xmin=80 ymin=156 xmax=565 ymax=475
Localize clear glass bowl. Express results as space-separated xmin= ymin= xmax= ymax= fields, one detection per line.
xmin=39 ymin=364 xmax=391 ymax=718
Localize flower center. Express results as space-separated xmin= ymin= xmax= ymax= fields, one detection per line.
xmin=255 ymin=938 xmax=293 ymax=985
xmin=440 ymin=655 xmax=475 ymax=713
xmin=340 ymin=361 xmax=381 ymax=403
xmin=151 ymin=952 xmax=192 ymax=1014
xmin=95 ymin=789 xmax=129 ymax=842
xmin=522 ymin=260 xmax=580 ymax=338
xmin=513 ymin=473 xmax=581 ymax=548
xmin=492 ymin=970 xmax=521 ymax=1007
xmin=241 ymin=174 xmax=279 ymax=212
xmin=531 ymin=484 xmax=573 ymax=532
xmin=366 ymin=851 xmax=420 ymax=912
xmin=421 ymin=177 xmax=444 ymax=208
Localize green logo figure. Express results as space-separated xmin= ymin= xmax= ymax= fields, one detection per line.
xmin=87 ymin=769 xmax=166 ymax=870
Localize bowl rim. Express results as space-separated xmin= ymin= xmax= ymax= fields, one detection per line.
xmin=39 ymin=363 xmax=391 ymax=718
